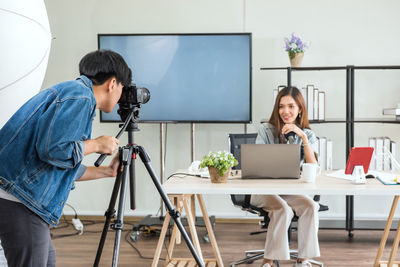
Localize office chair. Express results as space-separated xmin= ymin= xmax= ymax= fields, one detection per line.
xmin=228 ymin=133 xmax=327 ymax=267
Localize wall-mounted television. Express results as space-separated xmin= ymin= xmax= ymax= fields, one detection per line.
xmin=98 ymin=33 xmax=252 ymax=123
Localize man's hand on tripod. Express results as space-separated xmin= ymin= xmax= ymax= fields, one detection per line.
xmin=84 ymin=136 xmax=119 ymax=155
xmin=108 ymin=153 xmax=121 ymax=177
xmin=77 ymin=153 xmax=120 ymax=181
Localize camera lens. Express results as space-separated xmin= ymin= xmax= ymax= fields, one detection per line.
xmin=138 ymin=87 xmax=150 ymax=104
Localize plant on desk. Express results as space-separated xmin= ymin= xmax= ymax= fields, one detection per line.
xmin=200 ymin=151 xmax=238 ymax=183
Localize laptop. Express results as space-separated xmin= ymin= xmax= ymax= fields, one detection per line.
xmin=241 ymin=144 xmax=300 ymax=179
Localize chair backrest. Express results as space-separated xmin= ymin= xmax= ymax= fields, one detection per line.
xmin=228 ymin=133 xmax=258 ymax=209
xmin=228 ymin=133 xmax=258 ymax=170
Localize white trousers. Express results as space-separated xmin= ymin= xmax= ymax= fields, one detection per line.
xmin=250 ymin=194 xmax=320 ymax=260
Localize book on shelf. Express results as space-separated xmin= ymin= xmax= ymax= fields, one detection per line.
xmin=384 ymin=137 xmax=391 ymax=171
xmin=369 ymin=136 xmax=397 ymax=172
xmin=318 ymin=91 xmax=325 ymax=120
xmin=301 ymin=87 xmax=308 ymax=108
xmin=306 ymin=85 xmax=314 ymax=120
xmin=273 ymin=88 xmax=278 ymax=105
xmin=313 ymin=88 xmax=319 ymax=121
xmin=391 ymin=141 xmax=397 ymax=171
xmin=368 ymin=137 xmax=376 ymax=170
xmin=376 ymin=137 xmax=384 ymax=171
xmin=326 ymin=139 xmax=333 ymax=170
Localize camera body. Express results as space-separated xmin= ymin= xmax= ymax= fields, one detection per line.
xmin=118 ymin=83 xmax=150 ymax=106
xmin=117 ymin=84 xmax=150 ymax=122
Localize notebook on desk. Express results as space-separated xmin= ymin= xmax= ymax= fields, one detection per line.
xmin=241 ymin=144 xmax=301 ymax=179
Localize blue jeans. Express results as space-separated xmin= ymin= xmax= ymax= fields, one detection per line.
xmin=0 ymin=199 xmax=55 ymax=267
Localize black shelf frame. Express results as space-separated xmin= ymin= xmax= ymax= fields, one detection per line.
xmin=260 ymin=65 xmax=400 ymax=238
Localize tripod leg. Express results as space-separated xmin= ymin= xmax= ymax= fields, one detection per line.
xmin=136 ymin=146 xmax=205 ymax=267
xmin=111 ymin=149 xmax=132 ymax=267
xmin=94 ymin=161 xmax=123 ymax=267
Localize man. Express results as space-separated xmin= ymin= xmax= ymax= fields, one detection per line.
xmin=0 ymin=49 xmax=132 ymax=267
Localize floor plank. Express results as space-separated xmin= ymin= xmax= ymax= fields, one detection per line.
xmin=51 ymin=220 xmax=397 ymax=266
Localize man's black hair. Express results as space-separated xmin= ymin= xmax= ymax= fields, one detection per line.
xmin=79 ymin=49 xmax=132 ymax=87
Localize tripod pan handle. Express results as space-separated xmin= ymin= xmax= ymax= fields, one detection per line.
xmin=95 ymin=154 xmax=107 ymax=167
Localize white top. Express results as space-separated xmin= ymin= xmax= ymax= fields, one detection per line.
xmin=163 ymin=170 xmax=400 ymax=196
xmin=0 ymin=188 xmax=21 ymax=203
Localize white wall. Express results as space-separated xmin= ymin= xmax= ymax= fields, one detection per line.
xmin=43 ymin=0 xmax=400 ymax=221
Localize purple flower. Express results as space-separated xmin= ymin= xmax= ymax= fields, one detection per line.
xmin=284 ymin=33 xmax=308 ymax=54
xmin=290 ymin=33 xmax=296 ymax=43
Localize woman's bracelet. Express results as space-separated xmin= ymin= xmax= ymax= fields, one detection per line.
xmin=302 ymin=142 xmax=310 ymax=146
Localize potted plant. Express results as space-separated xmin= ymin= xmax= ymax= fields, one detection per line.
xmin=284 ymin=33 xmax=308 ymax=67
xmin=200 ymin=151 xmax=238 ymax=183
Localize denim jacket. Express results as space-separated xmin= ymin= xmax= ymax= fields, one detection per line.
xmin=0 ymin=76 xmax=96 ymax=226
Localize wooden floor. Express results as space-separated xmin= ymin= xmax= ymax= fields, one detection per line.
xmin=51 ymin=220 xmax=398 ymax=267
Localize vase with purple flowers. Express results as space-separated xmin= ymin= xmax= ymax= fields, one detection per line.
xmin=284 ymin=33 xmax=308 ymax=67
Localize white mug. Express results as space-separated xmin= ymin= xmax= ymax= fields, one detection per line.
xmin=302 ymin=163 xmax=321 ymax=183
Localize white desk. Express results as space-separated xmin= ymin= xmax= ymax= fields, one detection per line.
xmin=154 ymin=172 xmax=400 ymax=267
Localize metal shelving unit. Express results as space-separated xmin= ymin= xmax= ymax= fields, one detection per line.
xmin=260 ymin=65 xmax=400 ymax=238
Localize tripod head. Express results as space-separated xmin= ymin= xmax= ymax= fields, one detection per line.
xmin=118 ymin=104 xmax=141 ymax=133
xmin=94 ymin=108 xmax=140 ymax=167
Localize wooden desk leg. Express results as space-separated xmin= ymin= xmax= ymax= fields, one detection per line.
xmin=197 ymin=194 xmax=224 ymax=267
xmin=175 ymin=196 xmax=182 ymax=245
xmin=183 ymin=195 xmax=204 ymax=260
xmin=375 ymin=195 xmax=399 ymax=267
xmin=388 ymin=197 xmax=400 ymax=267
xmin=152 ymin=213 xmax=171 ymax=267
xmin=191 ymin=194 xmax=196 ymax=223
xmin=166 ymin=222 xmax=179 ymax=261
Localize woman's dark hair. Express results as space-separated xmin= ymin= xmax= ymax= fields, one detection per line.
xmin=79 ymin=49 xmax=132 ymax=87
xmin=268 ymin=86 xmax=310 ymax=141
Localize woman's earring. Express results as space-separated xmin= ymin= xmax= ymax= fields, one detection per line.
xmin=299 ymin=113 xmax=302 ymax=118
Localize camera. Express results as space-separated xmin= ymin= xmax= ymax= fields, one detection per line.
xmin=117 ymin=84 xmax=150 ymax=122
xmin=118 ymin=83 xmax=150 ymax=106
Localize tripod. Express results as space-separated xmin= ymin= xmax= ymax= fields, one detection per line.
xmin=93 ymin=110 xmax=204 ymax=267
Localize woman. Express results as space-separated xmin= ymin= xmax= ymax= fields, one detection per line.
xmin=251 ymin=87 xmax=320 ymax=267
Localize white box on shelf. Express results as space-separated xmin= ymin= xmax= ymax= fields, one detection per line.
xmin=318 ymin=91 xmax=325 ymax=120
xmin=368 ymin=137 xmax=376 ymax=170
xmin=301 ymin=87 xmax=308 ymax=109
xmin=391 ymin=141 xmax=397 ymax=171
xmin=313 ymin=88 xmax=319 ymax=121
xmin=273 ymin=88 xmax=278 ymax=105
xmin=306 ymin=84 xmax=314 ymax=120
xmin=382 ymin=108 xmax=400 ymax=115
xmin=376 ymin=137 xmax=384 ymax=171
xmin=384 ymin=137 xmax=391 ymax=171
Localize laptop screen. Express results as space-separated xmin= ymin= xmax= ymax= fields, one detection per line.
xmin=241 ymin=144 xmax=300 ymax=179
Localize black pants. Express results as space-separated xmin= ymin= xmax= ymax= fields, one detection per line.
xmin=0 ymin=198 xmax=56 ymax=267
